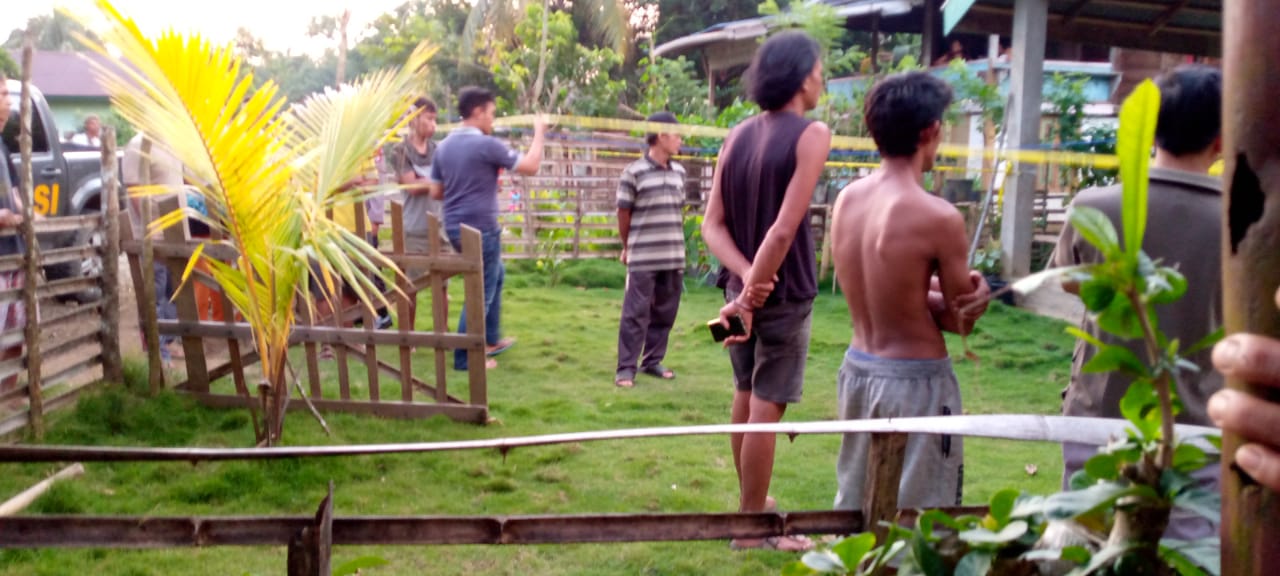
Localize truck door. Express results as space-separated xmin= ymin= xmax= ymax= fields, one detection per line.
xmin=2 ymin=85 xmax=64 ymax=217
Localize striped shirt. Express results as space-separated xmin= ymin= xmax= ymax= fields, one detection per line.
xmin=617 ymin=154 xmax=686 ymax=272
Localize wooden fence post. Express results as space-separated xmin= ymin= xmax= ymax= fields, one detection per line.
xmin=1221 ymin=0 xmax=1280 ymax=570
xmin=136 ymin=138 xmax=165 ymax=394
xmin=461 ymin=226 xmax=486 ymax=408
xmin=17 ymin=39 xmax=43 ymax=439
xmin=860 ymin=433 xmax=907 ymax=542
xmin=159 ymin=196 xmax=208 ymax=392
xmin=99 ymin=127 xmax=123 ymax=384
xmin=286 ymin=482 xmax=333 ymax=576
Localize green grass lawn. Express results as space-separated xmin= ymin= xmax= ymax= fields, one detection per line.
xmin=0 ymin=260 xmax=1077 ymax=575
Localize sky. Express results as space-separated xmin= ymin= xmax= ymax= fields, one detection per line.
xmin=13 ymin=0 xmax=421 ymax=56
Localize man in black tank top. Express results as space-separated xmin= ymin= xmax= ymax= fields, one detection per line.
xmin=702 ymin=31 xmax=832 ymax=552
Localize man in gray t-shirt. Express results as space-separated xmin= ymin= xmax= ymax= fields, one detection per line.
xmin=427 ymin=87 xmax=546 ymax=371
xmin=394 ymin=98 xmax=444 ymax=246
xmin=393 ymin=97 xmax=446 ymax=331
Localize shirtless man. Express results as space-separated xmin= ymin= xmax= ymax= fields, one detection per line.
xmin=830 ymin=71 xmax=990 ymax=510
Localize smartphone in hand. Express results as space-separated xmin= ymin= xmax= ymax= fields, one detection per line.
xmin=707 ymin=315 xmax=747 ymax=343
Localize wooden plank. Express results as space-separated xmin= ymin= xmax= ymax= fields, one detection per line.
xmin=0 ymin=508 xmax=994 ymax=549
xmin=30 ymin=301 xmax=101 ymax=335
xmin=286 ymin=484 xmax=332 ymax=576
xmin=184 ymin=392 xmax=487 ymax=424
xmin=0 ymin=245 xmax=100 ymax=272
xmin=391 ymin=205 xmax=413 ymax=404
xmin=121 ymin=240 xmax=238 ymax=262
xmin=460 ymin=226 xmax=486 ymax=407
xmin=429 ymin=214 xmax=448 ymax=404
xmin=0 ymin=277 xmax=101 ymax=304
xmin=158 ymin=196 xmax=208 ymax=393
xmin=354 ymin=202 xmax=379 ymax=403
xmin=41 ymin=332 xmax=103 ymax=365
xmin=99 ymin=130 xmax=123 ymax=384
xmin=155 ymin=321 xmax=482 ymax=352
xmin=40 ymin=356 xmax=103 ymax=396
xmin=860 ymin=433 xmax=908 ymax=543
xmin=332 ymin=343 xmax=465 ymax=405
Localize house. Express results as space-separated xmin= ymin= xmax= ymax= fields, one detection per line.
xmin=8 ymin=50 xmax=113 ymax=140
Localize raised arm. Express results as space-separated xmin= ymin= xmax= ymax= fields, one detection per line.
xmin=512 ymin=116 xmax=547 ymax=176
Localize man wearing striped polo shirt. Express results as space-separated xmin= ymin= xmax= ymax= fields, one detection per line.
xmin=615 ymin=112 xmax=686 ymax=389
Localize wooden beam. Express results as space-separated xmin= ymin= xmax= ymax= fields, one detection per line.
xmin=0 ymin=508 xmax=991 ymax=549
xmin=959 ymin=6 xmax=1222 ymax=56
xmin=183 ymin=392 xmax=488 ymax=424
xmin=1149 ymin=0 xmax=1193 ymax=36
xmin=1063 ymin=0 xmax=1094 ymax=24
xmin=156 ymin=320 xmax=482 ymax=350
xmin=17 ymin=38 xmax=44 ymax=441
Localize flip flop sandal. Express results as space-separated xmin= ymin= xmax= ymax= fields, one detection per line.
xmin=486 ymin=338 xmax=516 ymax=357
xmin=614 ymin=377 xmax=635 ymax=389
xmin=640 ymin=365 xmax=676 ymax=380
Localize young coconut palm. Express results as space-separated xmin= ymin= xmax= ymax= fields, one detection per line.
xmin=71 ymin=0 xmax=433 ymax=444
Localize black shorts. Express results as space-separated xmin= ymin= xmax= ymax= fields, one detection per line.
xmin=725 ymin=292 xmax=814 ymax=404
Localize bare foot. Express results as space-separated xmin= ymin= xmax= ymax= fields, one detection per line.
xmin=615 ymin=378 xmax=634 ymax=388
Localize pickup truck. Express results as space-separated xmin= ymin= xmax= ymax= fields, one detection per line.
xmin=2 ymin=78 xmax=123 ymax=301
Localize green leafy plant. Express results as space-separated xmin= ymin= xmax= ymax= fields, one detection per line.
xmin=536 ymin=227 xmax=570 ymax=287
xmin=683 ymin=213 xmax=720 ymax=286
xmin=784 ymin=79 xmax=1221 ymax=576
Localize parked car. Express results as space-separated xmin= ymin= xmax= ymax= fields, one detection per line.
xmin=2 ymin=79 xmax=124 ymax=302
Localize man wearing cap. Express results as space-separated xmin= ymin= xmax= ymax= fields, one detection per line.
xmin=614 ymin=112 xmax=686 ymax=388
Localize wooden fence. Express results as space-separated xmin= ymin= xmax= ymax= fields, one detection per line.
xmin=123 ymin=198 xmax=490 ymax=425
xmin=0 ymin=415 xmax=1219 ymax=575
xmin=491 ymin=140 xmax=1068 ymax=266
xmin=0 ymin=137 xmax=124 ymax=440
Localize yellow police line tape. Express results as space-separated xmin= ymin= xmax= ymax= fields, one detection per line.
xmin=442 ymin=114 xmax=1123 ymax=170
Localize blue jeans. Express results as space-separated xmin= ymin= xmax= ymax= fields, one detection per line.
xmin=449 ymin=227 xmax=504 ymax=370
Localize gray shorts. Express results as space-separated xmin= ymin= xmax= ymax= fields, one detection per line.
xmin=726 ymin=294 xmax=813 ymax=404
xmin=834 ymin=347 xmax=963 ymax=510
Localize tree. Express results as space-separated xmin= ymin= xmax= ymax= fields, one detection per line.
xmin=354 ymin=0 xmax=493 ymax=115
xmin=488 ymin=3 xmax=624 ymax=115
xmin=233 ymin=28 xmax=342 ymax=104
xmin=4 ymin=11 xmax=98 ymax=52
xmin=76 ymin=0 xmax=434 ymax=444
xmin=463 ymin=0 xmax=634 ymax=59
xmin=308 ymin=10 xmax=352 ymax=84
xmin=0 ymin=50 xmax=18 ymax=79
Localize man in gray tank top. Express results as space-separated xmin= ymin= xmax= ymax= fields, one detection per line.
xmin=703 ymin=31 xmax=832 ymax=552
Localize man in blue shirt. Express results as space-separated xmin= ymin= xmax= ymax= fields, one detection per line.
xmin=429 ymin=87 xmax=546 ymax=370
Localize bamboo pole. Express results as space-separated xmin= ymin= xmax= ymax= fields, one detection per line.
xmin=17 ymin=38 xmax=44 ymax=440
xmin=0 ymin=463 xmax=85 ymax=516
xmin=1221 ymin=0 xmax=1280 ymax=570
xmin=0 ymin=415 xmax=1219 ymax=464
xmin=99 ymin=128 xmax=123 ymax=384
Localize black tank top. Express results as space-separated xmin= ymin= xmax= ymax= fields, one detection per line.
xmin=716 ymin=111 xmax=816 ymax=304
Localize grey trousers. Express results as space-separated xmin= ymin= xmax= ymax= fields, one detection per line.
xmin=835 ymin=347 xmax=964 ymax=510
xmin=616 ymin=269 xmax=683 ymax=380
